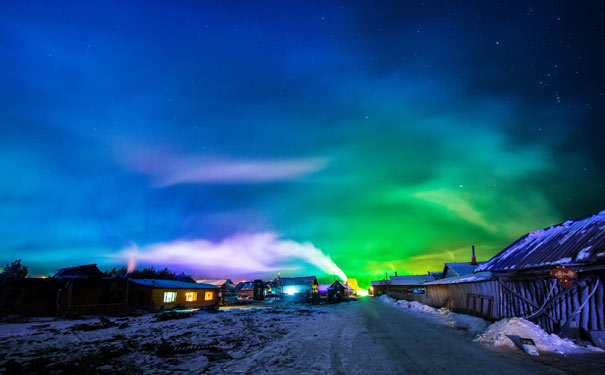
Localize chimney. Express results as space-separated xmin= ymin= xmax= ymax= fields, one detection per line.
xmin=426 ymin=270 xmax=430 ymax=281
xmin=394 ymin=271 xmax=398 ymax=277
xmin=471 ymin=245 xmax=478 ymax=265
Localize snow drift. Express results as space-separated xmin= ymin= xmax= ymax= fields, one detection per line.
xmin=378 ymin=295 xmax=488 ymax=335
xmin=474 ymin=317 xmax=603 ymax=354
xmin=379 ymin=295 xmax=604 ymax=355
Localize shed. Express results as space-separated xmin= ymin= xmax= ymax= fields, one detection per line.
xmin=128 ymin=279 xmax=219 ymax=311
xmin=278 ymin=276 xmax=319 ymax=299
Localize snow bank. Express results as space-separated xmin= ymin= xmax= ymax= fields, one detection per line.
xmin=475 ymin=317 xmax=604 ymax=355
xmin=377 ymin=294 xmax=397 ymax=304
xmin=378 ymin=296 xmax=488 ymax=335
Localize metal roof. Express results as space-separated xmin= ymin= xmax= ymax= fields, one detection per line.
xmin=443 ymin=262 xmax=485 ymax=277
xmin=318 ymin=284 xmax=330 ymax=293
xmin=371 ymin=280 xmax=387 ymax=286
xmin=424 ymin=272 xmax=493 ymax=285
xmin=129 ymin=279 xmax=218 ymax=289
xmin=476 ymin=210 xmax=605 ymax=273
xmin=197 ymin=279 xmax=235 ymax=290
xmin=389 ymin=275 xmax=435 ymax=285
xmin=54 ymin=264 xmax=103 ymax=279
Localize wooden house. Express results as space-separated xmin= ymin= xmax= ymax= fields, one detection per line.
xmin=54 ymin=265 xmax=128 ymax=315
xmin=128 ymin=279 xmax=219 ymax=311
xmin=318 ymin=281 xmax=346 ymax=302
xmin=370 ymin=280 xmax=387 ymax=297
xmin=236 ymin=280 xmax=266 ymax=300
xmin=197 ymin=279 xmax=236 ymax=304
xmin=388 ymin=274 xmax=435 ymax=294
xmin=473 ymin=211 xmax=605 ymax=345
xmin=343 ymin=283 xmax=356 ymax=296
xmin=387 ymin=211 xmax=605 ymax=348
xmin=278 ymin=276 xmax=319 ymax=300
xmin=0 ymin=264 xmax=128 ymax=316
xmin=237 ymin=282 xmax=255 ymax=300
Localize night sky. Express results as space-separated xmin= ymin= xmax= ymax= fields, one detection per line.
xmin=2 ymin=1 xmax=605 ymax=285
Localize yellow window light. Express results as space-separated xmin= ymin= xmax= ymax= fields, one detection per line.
xmin=163 ymin=292 xmax=177 ymax=303
xmin=185 ymin=292 xmax=197 ymax=302
xmin=205 ymin=291 xmax=214 ymax=301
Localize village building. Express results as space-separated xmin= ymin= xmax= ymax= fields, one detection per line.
xmin=278 ymin=276 xmax=319 ymax=300
xmin=388 ymin=274 xmax=435 ymax=295
xmin=370 ymin=280 xmax=387 ymax=296
xmin=382 ymin=211 xmax=605 ymax=348
xmin=343 ymin=283 xmax=356 ymax=296
xmin=442 ymin=262 xmax=486 ymax=279
xmin=318 ymin=281 xmax=346 ymax=303
xmin=128 ymin=279 xmax=219 ymax=311
xmin=197 ymin=279 xmax=236 ymax=304
xmin=0 ymin=264 xmax=128 ymax=316
xmin=236 ymin=282 xmax=255 ymax=300
xmin=235 ymin=280 xmax=266 ymax=300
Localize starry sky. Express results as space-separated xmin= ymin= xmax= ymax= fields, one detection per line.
xmin=1 ymin=1 xmax=605 ymax=286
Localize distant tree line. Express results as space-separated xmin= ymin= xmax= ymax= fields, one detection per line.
xmin=104 ymin=266 xmax=180 ymax=280
xmin=0 ymin=259 xmax=29 ymax=280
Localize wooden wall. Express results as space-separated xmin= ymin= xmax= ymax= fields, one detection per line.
xmin=389 ymin=271 xmax=604 ymax=335
xmin=497 ymin=272 xmax=604 ymax=334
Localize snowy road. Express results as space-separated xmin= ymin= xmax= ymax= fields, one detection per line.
xmin=219 ymin=298 xmax=565 ymax=374
xmin=2 ymin=298 xmax=601 ymax=374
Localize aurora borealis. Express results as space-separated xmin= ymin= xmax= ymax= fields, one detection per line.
xmin=1 ymin=1 xmax=605 ymax=286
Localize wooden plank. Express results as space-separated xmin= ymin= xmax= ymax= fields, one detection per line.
xmin=588 ymin=278 xmax=598 ymax=331
xmin=597 ymin=275 xmax=605 ymax=331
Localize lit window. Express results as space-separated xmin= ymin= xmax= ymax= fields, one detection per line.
xmin=163 ymin=292 xmax=177 ymax=303
xmin=205 ymin=291 xmax=214 ymax=301
xmin=185 ymin=292 xmax=197 ymax=302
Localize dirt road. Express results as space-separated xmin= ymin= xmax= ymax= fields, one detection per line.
xmin=218 ymin=298 xmax=566 ymax=374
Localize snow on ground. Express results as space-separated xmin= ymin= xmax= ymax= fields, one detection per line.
xmin=0 ymin=303 xmax=330 ymax=374
xmin=377 ymin=294 xmax=488 ymax=335
xmin=475 ymin=317 xmax=604 ymax=355
xmin=378 ymin=294 xmax=604 ymax=355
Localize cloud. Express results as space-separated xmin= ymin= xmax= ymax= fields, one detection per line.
xmin=114 ymin=232 xmax=347 ymax=281
xmin=411 ymin=189 xmax=496 ymax=233
xmin=117 ymin=147 xmax=328 ymax=187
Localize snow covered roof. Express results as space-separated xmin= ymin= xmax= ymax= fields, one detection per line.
xmin=477 ymin=210 xmax=605 ymax=273
xmin=424 ymin=272 xmax=493 ymax=285
xmin=197 ymin=279 xmax=235 ymax=289
xmin=318 ymin=284 xmax=330 ymax=293
xmin=371 ymin=280 xmax=387 ymax=286
xmin=54 ymin=264 xmax=103 ymax=279
xmin=389 ymin=275 xmax=434 ymax=285
xmin=129 ymin=279 xmax=218 ymax=289
xmin=238 ymin=282 xmax=254 ymax=290
xmin=279 ymin=276 xmax=318 ymax=286
xmin=443 ymin=262 xmax=486 ymax=277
